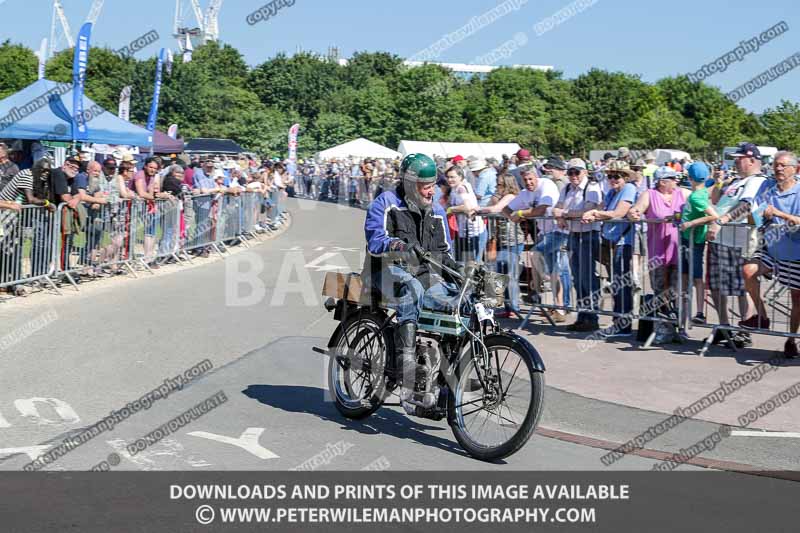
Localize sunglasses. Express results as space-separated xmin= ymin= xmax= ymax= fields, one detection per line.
xmin=607 ymin=174 xmax=624 ymax=180
xmin=567 ymin=169 xmax=582 ymax=176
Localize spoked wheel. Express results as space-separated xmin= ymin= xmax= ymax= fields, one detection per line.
xmin=448 ymin=334 xmax=544 ymax=461
xmin=328 ymin=312 xmax=389 ymax=419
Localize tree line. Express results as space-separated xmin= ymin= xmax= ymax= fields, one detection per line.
xmin=1 ymin=39 xmax=798 ymax=159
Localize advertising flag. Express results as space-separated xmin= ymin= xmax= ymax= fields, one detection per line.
xmin=72 ymin=22 xmax=93 ymax=141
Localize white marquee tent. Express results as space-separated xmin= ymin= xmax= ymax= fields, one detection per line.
xmin=317 ymin=138 xmax=401 ymax=159
xmin=398 ymin=140 xmax=521 ymax=160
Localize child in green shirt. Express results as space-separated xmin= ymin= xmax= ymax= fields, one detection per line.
xmin=679 ymin=162 xmax=719 ymax=324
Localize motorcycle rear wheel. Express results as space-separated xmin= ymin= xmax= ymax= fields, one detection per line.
xmin=328 ymin=311 xmax=389 ymax=419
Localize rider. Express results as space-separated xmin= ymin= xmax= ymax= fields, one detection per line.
xmin=363 ymin=153 xmax=464 ymax=413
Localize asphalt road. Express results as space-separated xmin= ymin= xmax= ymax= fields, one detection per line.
xmin=0 ymin=197 xmax=797 ymax=476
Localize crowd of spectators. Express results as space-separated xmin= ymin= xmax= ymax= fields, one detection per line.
xmin=296 ymin=143 xmax=799 ymax=358
xmin=0 ymin=148 xmax=290 ymax=294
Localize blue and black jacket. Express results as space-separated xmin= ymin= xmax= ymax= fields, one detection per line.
xmin=362 ymin=185 xmax=459 ymax=288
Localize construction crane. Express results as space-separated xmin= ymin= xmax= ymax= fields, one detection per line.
xmin=86 ymin=0 xmax=105 ymax=24
xmin=47 ymin=0 xmax=106 ymax=59
xmin=203 ymin=0 xmax=224 ymax=42
xmin=173 ymin=0 xmax=224 ymax=53
xmin=48 ymin=0 xmax=73 ymax=59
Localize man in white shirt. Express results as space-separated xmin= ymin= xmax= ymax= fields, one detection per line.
xmin=552 ymin=160 xmax=604 ymax=331
xmin=706 ymin=142 xmax=768 ymax=346
xmin=510 ymin=148 xmax=535 ymax=190
xmin=503 ymin=168 xmax=567 ymax=320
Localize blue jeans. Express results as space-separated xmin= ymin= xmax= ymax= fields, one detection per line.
xmin=271 ymin=189 xmax=283 ymax=218
xmin=496 ymin=243 xmax=523 ymax=312
xmin=194 ymin=201 xmax=212 ymax=248
xmin=456 ymin=235 xmax=480 ymax=264
xmin=610 ymin=244 xmax=633 ymax=333
xmin=372 ymin=265 xmax=462 ymax=324
xmin=569 ymin=231 xmax=600 ymax=325
xmin=558 ymin=249 xmax=572 ymax=308
xmin=533 ymin=232 xmax=567 ymax=275
xmin=159 ymin=221 xmax=176 ymax=257
xmin=535 ymin=232 xmax=571 ymax=307
xmin=478 ymin=230 xmax=488 ymax=262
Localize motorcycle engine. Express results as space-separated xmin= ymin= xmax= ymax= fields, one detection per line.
xmin=407 ymin=341 xmax=441 ymax=410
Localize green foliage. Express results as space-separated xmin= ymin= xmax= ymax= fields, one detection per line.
xmin=0 ymin=40 xmax=38 ymax=99
xmin=0 ymin=40 xmax=797 ymax=159
xmin=310 ymin=112 xmax=358 ymax=150
xmin=760 ymin=101 xmax=800 ymax=152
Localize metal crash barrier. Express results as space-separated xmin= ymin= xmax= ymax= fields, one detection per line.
xmin=687 ymin=223 xmax=800 ymax=356
xmin=0 ymin=191 xmax=280 ymax=294
xmin=450 ymin=213 xmax=685 ymax=347
xmin=0 ymin=205 xmax=60 ymax=292
xmin=450 ymin=211 xmax=799 ymax=355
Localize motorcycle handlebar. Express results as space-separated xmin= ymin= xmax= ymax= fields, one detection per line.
xmin=411 ymin=244 xmax=466 ymax=284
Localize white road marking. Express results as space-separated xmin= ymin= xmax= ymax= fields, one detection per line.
xmin=0 ymin=445 xmax=50 ymax=461
xmin=304 ymin=252 xmax=349 ymax=272
xmin=14 ymin=398 xmax=80 ymax=425
xmin=730 ymin=430 xmax=800 ymax=438
xmin=188 ymin=427 xmax=279 ymax=460
xmin=106 ymin=438 xmax=212 ymax=470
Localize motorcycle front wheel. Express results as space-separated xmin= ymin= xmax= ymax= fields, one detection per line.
xmin=448 ymin=334 xmax=544 ymax=461
xmin=328 ymin=311 xmax=389 ymax=419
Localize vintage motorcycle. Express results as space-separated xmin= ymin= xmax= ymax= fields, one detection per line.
xmin=314 ymin=246 xmax=545 ymax=461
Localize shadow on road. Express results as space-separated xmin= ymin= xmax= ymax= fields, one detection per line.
xmin=509 ymin=319 xmax=799 ymax=366
xmin=243 ymin=384 xmax=486 ymax=461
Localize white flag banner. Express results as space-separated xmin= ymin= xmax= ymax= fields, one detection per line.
xmin=118 ymin=86 xmax=132 ymax=121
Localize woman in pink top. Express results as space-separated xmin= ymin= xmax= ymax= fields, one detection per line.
xmin=628 ymin=167 xmax=687 ymax=342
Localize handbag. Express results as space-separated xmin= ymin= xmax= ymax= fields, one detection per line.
xmin=486 ymin=237 xmax=497 ymax=262
xmin=447 ymin=213 xmax=458 ymax=240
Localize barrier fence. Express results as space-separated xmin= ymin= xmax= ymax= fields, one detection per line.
xmin=0 ymin=191 xmax=281 ymax=293
xmin=686 ymin=223 xmax=800 ymax=356
xmin=447 ymin=212 xmax=797 ymax=355
xmin=0 ymin=205 xmax=60 ymax=291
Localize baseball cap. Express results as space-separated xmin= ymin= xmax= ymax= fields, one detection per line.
xmin=516 ymin=149 xmax=531 ymax=161
xmin=566 ymin=158 xmax=586 ymax=171
xmin=544 ymin=156 xmax=566 ymax=170
xmin=729 ymin=142 xmax=762 ymax=160
xmin=687 ymin=162 xmax=710 ymax=183
xmin=451 ymin=155 xmax=464 ymax=164
xmin=64 ymin=156 xmax=80 ymax=166
xmin=103 ymin=157 xmax=117 ymax=167
xmin=654 ymin=166 xmax=680 ymax=182
xmin=618 ymin=147 xmax=630 ymax=157
xmin=603 ymin=152 xmax=615 ymax=161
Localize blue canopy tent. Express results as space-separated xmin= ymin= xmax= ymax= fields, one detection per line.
xmin=0 ymin=79 xmax=153 ymax=147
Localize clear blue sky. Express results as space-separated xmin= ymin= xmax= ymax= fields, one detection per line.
xmin=3 ymin=0 xmax=797 ymax=113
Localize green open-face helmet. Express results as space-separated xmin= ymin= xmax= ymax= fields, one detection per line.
xmin=400 ymin=153 xmax=437 ymax=183
xmin=400 ymin=153 xmax=437 ymax=213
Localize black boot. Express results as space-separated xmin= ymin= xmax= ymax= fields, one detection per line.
xmin=394 ymin=321 xmax=418 ymax=414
